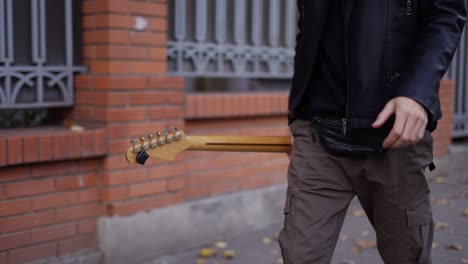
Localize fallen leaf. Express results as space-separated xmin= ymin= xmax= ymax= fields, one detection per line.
xmin=462 ymin=190 xmax=468 ymax=198
xmin=433 ymin=198 xmax=449 ymax=205
xmin=446 ymin=244 xmax=463 ymax=251
xmin=361 ymin=230 xmax=370 ymax=237
xmin=434 ymin=221 xmax=450 ymax=229
xmin=196 ymin=259 xmax=206 ymax=264
xmin=353 ymin=210 xmax=366 ymax=217
xmin=432 ymin=177 xmax=447 ymax=184
xmin=199 ymin=248 xmax=217 ymax=258
xmin=340 ymin=234 xmax=349 ymax=241
xmin=277 ymin=258 xmax=284 ymax=264
xmin=352 ymin=240 xmax=377 ymax=253
xmin=262 ymin=236 xmax=272 ymax=245
xmin=461 ymin=258 xmax=468 ymax=264
xmin=223 ymin=250 xmax=236 ymax=259
xmin=464 ymin=208 xmax=468 ymax=217
xmin=432 ymin=243 xmax=439 ymax=249
xmin=215 ymin=241 xmax=227 ymax=249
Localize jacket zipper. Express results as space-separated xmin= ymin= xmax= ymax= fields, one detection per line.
xmin=406 ymin=0 xmax=412 ymax=15
xmin=342 ymin=0 xmax=352 ymax=136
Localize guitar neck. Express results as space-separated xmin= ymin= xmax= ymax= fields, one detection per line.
xmin=185 ymin=135 xmax=291 ymax=153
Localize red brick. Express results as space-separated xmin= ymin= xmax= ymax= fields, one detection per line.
xmin=91 ymin=14 xmax=133 ymax=29
xmin=128 ymin=92 xmax=167 ymax=105
xmin=111 ymin=192 xmax=184 ymax=216
xmin=102 ymin=186 xmax=129 ymax=201
xmin=38 ymin=134 xmax=53 ymax=161
xmin=129 ymin=2 xmax=166 ymax=17
xmin=0 ymin=166 xmax=29 ymax=182
xmin=22 ymin=136 xmax=38 ymax=163
xmin=83 ymin=30 xmax=129 ymax=44
xmin=78 ymin=220 xmax=97 ymax=235
xmin=103 ymin=169 xmax=148 ymax=186
xmin=5 ymin=179 xmax=54 ymax=198
xmin=31 ymin=161 xmax=76 ymax=178
xmin=129 ymin=180 xmax=166 ymax=197
xmin=94 ymin=46 xmax=150 ymax=60
xmin=94 ymin=76 xmax=147 ymax=90
xmin=8 ymin=242 xmax=57 ymax=264
xmin=55 ymin=173 xmax=99 ymax=191
xmin=56 ymin=204 xmax=100 ymax=222
xmin=148 ymin=17 xmax=167 ymax=31
xmin=66 ymin=132 xmax=81 ymax=158
xmin=148 ymin=77 xmax=184 ymax=89
xmin=78 ymin=188 xmax=100 ymax=203
xmin=130 ymin=61 xmax=166 ymax=74
xmin=103 ymin=155 xmax=133 ymax=170
xmin=0 ymin=211 xmax=55 ymax=233
xmin=78 ymin=159 xmax=101 ymax=172
xmin=0 ymin=199 xmax=30 ymax=217
xmin=31 ymin=192 xmax=78 ymax=210
xmin=53 ymin=133 xmax=68 ymax=160
xmin=185 ymin=185 xmax=210 ymax=200
xmin=149 ymin=163 xmax=185 ymax=179
xmin=0 ymin=252 xmax=6 ymax=264
xmin=85 ymin=61 xmax=128 ymax=74
xmin=80 ymin=131 xmax=95 ymax=157
xmin=0 ymin=138 xmax=6 ymax=167
xmin=94 ymin=129 xmax=107 ymax=155
xmin=146 ymin=106 xmax=183 ymax=120
xmin=0 ymin=232 xmax=31 ymax=251
xmin=103 ymin=107 xmax=147 ymax=122
xmin=31 ymin=223 xmax=76 ymax=244
xmin=7 ymin=136 xmax=23 ymax=165
xmin=130 ymin=32 xmax=166 ymax=45
xmin=167 ymin=178 xmax=185 ymax=191
xmin=58 ymin=234 xmax=96 ymax=255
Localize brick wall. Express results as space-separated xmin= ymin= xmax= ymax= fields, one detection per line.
xmin=0 ymin=0 xmax=456 ymax=263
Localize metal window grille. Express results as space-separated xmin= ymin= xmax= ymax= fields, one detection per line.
xmin=0 ymin=0 xmax=85 ymax=110
xmin=447 ymin=23 xmax=468 ymax=138
xmin=167 ymin=0 xmax=298 ymax=79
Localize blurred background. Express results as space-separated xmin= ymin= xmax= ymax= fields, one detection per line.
xmin=0 ymin=0 xmax=467 ymax=263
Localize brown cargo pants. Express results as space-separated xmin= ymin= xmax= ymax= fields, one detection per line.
xmin=278 ymin=119 xmax=434 ymax=264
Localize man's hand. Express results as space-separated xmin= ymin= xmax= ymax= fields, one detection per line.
xmin=372 ymin=96 xmax=428 ymax=149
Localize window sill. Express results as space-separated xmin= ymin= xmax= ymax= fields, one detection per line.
xmin=0 ymin=126 xmax=106 ymax=168
xmin=185 ymin=92 xmax=288 ymax=119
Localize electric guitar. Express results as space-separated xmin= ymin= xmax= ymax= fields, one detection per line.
xmin=125 ymin=127 xmax=292 ymax=165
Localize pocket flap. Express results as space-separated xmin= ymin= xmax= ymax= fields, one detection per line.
xmin=283 ymin=188 xmax=296 ymax=214
xmin=406 ymin=205 xmax=432 ymax=227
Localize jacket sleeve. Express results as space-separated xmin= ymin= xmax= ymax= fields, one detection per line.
xmin=395 ymin=0 xmax=467 ymax=121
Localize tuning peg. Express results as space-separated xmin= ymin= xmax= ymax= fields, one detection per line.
xmin=163 ymin=128 xmax=169 ymax=136
xmin=157 ymin=131 xmax=166 ymax=146
xmin=148 ymin=134 xmax=157 ymax=148
xmin=140 ymin=136 xmax=146 ymax=142
xmin=156 ymin=131 xmax=162 ymax=137
xmin=131 ymin=139 xmax=142 ymax=153
xmin=172 ymin=127 xmax=177 ymax=133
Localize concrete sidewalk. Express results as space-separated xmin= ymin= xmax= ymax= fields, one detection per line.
xmin=147 ymin=144 xmax=468 ymax=264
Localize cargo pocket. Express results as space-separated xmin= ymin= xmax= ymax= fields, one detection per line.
xmin=406 ymin=202 xmax=433 ymax=263
xmin=279 ymin=187 xmax=297 ymax=261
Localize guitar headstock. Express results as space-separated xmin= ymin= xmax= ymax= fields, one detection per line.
xmin=125 ymin=127 xmax=191 ymax=165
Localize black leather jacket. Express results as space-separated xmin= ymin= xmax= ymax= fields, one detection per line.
xmin=288 ymin=0 xmax=467 ymax=133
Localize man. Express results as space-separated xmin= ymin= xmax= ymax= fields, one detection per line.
xmin=279 ymin=0 xmax=467 ymax=263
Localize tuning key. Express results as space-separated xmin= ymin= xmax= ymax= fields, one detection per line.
xmin=172 ymin=127 xmax=182 ymax=141
xmin=156 ymin=131 xmax=166 ymax=146
xmin=131 ymin=139 xmax=142 ymax=153
xmin=148 ymin=134 xmax=157 ymax=148
xmin=163 ymin=128 xmax=169 ymax=136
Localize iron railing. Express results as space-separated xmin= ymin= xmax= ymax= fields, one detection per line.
xmin=167 ymin=0 xmax=297 ymax=79
xmin=447 ymin=25 xmax=468 ymax=138
xmin=0 ymin=0 xmax=85 ymax=110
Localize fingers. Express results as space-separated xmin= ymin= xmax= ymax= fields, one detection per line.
xmin=383 ymin=101 xmax=429 ymax=149
xmin=372 ymin=101 xmax=396 ymax=128
xmin=383 ymin=111 xmax=407 ymax=148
